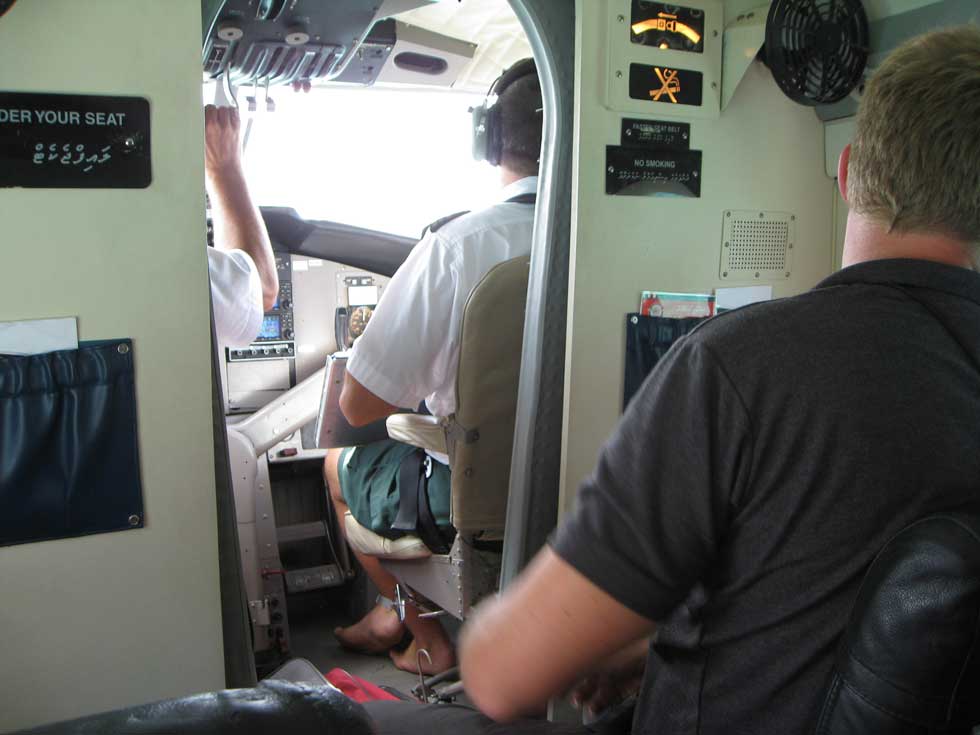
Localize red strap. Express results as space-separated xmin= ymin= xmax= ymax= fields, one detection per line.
xmin=325 ymin=668 xmax=401 ymax=703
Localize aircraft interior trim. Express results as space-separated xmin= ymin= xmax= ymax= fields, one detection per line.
xmin=2 ymin=0 xmax=980 ymax=731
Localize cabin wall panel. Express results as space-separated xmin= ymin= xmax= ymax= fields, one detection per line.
xmin=559 ymin=0 xmax=836 ymax=512
xmin=0 ymin=1 xmax=224 ymax=729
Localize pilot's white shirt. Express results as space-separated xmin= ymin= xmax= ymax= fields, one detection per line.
xmin=347 ymin=175 xmax=537 ymax=427
xmin=207 ymin=247 xmax=264 ymax=348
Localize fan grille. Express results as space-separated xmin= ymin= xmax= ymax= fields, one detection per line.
xmin=765 ymin=0 xmax=869 ymax=106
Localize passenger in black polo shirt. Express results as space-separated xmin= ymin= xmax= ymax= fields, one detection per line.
xmin=444 ymin=25 xmax=980 ymax=735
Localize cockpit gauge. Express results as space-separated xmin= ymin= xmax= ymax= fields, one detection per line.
xmin=347 ymin=306 xmax=374 ymax=340
xmin=630 ymin=1 xmax=705 ymax=54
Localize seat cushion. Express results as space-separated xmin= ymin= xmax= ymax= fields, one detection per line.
xmin=385 ymin=414 xmax=448 ymax=455
xmin=344 ymin=511 xmax=431 ymax=560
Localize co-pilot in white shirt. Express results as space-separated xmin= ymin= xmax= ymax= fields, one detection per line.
xmin=207 ymin=248 xmax=264 ymax=348
xmin=346 ymin=176 xmax=537 ymax=450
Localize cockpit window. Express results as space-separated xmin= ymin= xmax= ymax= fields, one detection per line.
xmin=240 ymin=86 xmax=501 ymax=237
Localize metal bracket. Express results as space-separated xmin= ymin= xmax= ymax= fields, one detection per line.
xmin=248 ymin=598 xmax=271 ymax=626
xmin=263 ymin=78 xmax=275 ymax=113
xmin=412 ymin=666 xmax=462 ymax=703
xmin=394 ymin=584 xmax=407 ymax=622
xmin=446 ymin=421 xmax=480 ymax=445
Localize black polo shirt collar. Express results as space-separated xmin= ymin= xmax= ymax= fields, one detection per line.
xmin=815 ymin=258 xmax=980 ymax=307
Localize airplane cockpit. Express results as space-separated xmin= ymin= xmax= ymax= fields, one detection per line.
xmin=198 ymin=0 xmax=539 ymax=687
xmin=3 ymin=0 xmax=980 ymax=732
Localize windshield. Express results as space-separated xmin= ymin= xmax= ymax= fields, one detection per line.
xmin=241 ymin=85 xmax=502 ymax=238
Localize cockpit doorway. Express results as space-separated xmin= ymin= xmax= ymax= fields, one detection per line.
xmin=202 ymin=0 xmax=572 ymax=697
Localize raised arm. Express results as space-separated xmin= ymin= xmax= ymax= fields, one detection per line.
xmin=204 ymin=105 xmax=279 ymax=311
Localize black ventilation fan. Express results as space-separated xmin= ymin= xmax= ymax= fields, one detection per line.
xmin=764 ymin=0 xmax=870 ymax=106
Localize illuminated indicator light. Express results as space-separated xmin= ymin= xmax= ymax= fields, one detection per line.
xmin=650 ymin=67 xmax=680 ymax=103
xmin=660 ymin=42 xmax=669 ymax=49
xmin=631 ymin=19 xmax=702 ymax=45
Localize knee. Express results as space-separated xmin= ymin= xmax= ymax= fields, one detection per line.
xmin=324 ymin=448 xmax=345 ymax=503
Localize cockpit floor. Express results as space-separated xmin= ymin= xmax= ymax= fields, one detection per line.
xmin=287 ymin=605 xmax=431 ymax=696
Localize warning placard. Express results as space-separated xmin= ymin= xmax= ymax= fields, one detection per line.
xmin=0 ymin=92 xmax=151 ymax=189
xmin=628 ymin=64 xmax=703 ymax=107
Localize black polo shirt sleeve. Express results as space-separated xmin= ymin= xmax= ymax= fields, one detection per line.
xmin=551 ymin=335 xmax=754 ymax=621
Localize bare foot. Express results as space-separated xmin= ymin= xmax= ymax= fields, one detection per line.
xmin=334 ymin=604 xmax=406 ymax=654
xmin=389 ymin=635 xmax=456 ymax=676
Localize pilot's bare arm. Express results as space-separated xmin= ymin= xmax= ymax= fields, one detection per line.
xmin=459 ymin=546 xmax=656 ymax=722
xmin=204 ymin=105 xmax=279 ymax=311
xmin=340 ymin=371 xmax=400 ymax=427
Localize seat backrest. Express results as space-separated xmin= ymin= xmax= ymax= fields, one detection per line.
xmin=314 ymin=354 xmax=388 ymax=449
xmin=814 ymin=514 xmax=980 ymax=734
xmin=446 ymin=255 xmax=530 ymax=537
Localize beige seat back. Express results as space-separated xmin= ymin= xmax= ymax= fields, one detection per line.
xmin=447 ymin=256 xmax=530 ymax=537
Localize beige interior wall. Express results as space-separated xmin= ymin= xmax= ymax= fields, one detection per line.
xmin=559 ymin=0 xmax=838 ymax=512
xmin=0 ymin=1 xmax=224 ymax=729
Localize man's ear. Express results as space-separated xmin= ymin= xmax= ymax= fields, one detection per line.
xmin=837 ymin=144 xmax=851 ymax=202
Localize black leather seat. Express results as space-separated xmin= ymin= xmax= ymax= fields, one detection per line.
xmin=14 ymin=679 xmax=372 ymax=735
xmin=814 ymin=514 xmax=980 ymax=734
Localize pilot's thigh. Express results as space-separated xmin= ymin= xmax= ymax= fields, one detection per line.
xmin=338 ymin=439 xmax=417 ymax=535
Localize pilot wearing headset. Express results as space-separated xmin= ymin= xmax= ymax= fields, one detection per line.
xmin=322 ymin=58 xmax=543 ymax=675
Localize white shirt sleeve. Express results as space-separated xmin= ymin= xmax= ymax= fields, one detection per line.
xmin=207 ymin=248 xmax=265 ymax=348
xmin=346 ymin=233 xmax=461 ymax=410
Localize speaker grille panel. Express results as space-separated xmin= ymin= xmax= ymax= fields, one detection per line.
xmin=720 ymin=210 xmax=794 ymax=280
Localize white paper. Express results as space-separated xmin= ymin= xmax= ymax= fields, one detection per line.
xmin=292 ymin=260 xmax=309 ymax=272
xmin=0 ymin=317 xmax=79 ymax=355
xmin=715 ymin=286 xmax=773 ymax=312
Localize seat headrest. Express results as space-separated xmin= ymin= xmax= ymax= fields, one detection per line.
xmin=815 ymin=514 xmax=980 ymax=734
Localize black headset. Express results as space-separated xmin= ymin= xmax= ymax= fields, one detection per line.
xmin=470 ymin=57 xmax=539 ymax=166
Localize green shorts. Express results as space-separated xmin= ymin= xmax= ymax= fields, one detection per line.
xmin=339 ymin=439 xmax=451 ymax=539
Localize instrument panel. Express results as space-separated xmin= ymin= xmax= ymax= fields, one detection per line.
xmin=222 ymin=253 xmax=387 ymax=414
xmin=228 ymin=254 xmax=295 ymax=362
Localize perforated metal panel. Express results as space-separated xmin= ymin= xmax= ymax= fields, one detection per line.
xmin=720 ymin=210 xmax=795 ymax=280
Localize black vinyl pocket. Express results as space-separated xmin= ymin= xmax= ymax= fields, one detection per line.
xmin=0 ymin=339 xmax=144 ymax=546
xmin=624 ymin=314 xmax=708 ymax=410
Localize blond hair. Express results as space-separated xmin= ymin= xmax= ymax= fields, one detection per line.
xmin=848 ymin=25 xmax=980 ymax=251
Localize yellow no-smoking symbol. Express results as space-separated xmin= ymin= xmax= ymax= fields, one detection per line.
xmin=650 ymin=67 xmax=680 ymax=103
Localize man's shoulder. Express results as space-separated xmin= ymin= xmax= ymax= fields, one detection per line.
xmin=431 ymin=199 xmax=535 ymax=245
xmin=684 ymin=288 xmax=837 ymax=363
xmin=701 ymin=289 xmax=819 ymax=332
